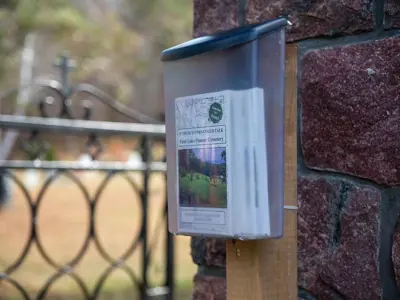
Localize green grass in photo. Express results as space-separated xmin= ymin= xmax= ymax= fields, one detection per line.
xmin=179 ymin=173 xmax=227 ymax=208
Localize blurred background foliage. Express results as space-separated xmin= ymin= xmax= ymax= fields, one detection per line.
xmin=0 ymin=0 xmax=192 ymax=117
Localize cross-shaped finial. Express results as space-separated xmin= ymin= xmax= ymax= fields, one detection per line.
xmin=53 ymin=50 xmax=76 ymax=96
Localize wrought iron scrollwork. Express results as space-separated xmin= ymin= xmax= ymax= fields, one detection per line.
xmin=1 ymin=51 xmax=162 ymax=162
xmin=0 ymin=51 xmax=173 ymax=299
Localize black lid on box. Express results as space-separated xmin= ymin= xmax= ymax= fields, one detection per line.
xmin=161 ymin=17 xmax=289 ymax=62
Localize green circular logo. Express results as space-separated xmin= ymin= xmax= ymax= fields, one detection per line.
xmin=209 ymin=102 xmax=223 ymax=124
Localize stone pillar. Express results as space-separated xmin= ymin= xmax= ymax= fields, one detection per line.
xmin=192 ymin=0 xmax=400 ymax=299
xmin=191 ymin=237 xmax=226 ymax=299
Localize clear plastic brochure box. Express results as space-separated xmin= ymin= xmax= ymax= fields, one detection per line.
xmin=161 ymin=17 xmax=289 ymax=240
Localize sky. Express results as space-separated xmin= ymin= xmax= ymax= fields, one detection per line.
xmin=192 ymin=147 xmax=225 ymax=164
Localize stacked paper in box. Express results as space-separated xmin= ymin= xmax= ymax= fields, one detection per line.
xmin=174 ymin=89 xmax=270 ymax=239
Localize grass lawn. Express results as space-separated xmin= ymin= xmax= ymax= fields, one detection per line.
xmin=0 ymin=171 xmax=196 ymax=299
xmin=179 ymin=173 xmax=227 ymax=208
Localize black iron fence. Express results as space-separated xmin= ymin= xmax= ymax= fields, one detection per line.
xmin=0 ymin=53 xmax=174 ymax=299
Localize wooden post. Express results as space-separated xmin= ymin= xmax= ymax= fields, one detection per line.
xmin=226 ymin=45 xmax=298 ymax=300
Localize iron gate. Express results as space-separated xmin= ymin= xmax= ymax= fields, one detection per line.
xmin=0 ymin=53 xmax=174 ymax=299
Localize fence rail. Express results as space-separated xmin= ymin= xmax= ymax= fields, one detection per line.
xmin=0 ymin=115 xmax=166 ymax=137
